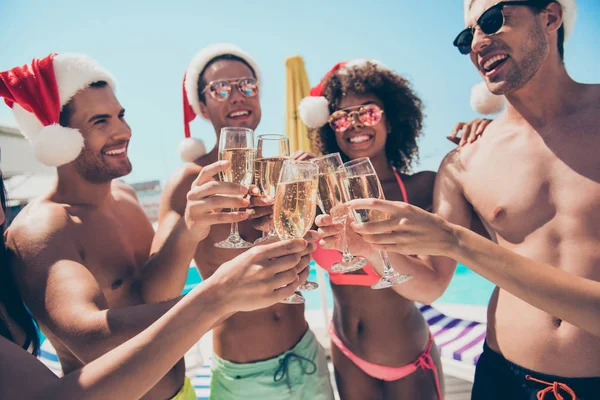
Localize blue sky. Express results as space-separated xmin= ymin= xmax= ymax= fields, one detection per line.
xmin=1 ymin=0 xmax=599 ymax=184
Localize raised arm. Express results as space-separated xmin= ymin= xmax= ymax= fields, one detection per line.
xmin=0 ymin=280 xmax=217 ymax=400
xmin=346 ymin=157 xmax=600 ymax=336
xmin=445 ymin=223 xmax=600 ymax=336
xmin=318 ymin=152 xmax=475 ymax=303
xmin=1 ymin=236 xmax=315 ymax=400
xmin=146 ymin=160 xmax=250 ymax=302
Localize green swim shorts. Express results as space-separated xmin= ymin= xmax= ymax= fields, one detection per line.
xmin=210 ymin=328 xmax=334 ymax=399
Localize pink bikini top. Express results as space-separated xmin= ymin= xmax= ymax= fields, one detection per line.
xmin=312 ymin=168 xmax=408 ymax=287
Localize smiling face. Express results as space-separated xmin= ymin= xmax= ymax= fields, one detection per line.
xmin=62 ymin=84 xmax=133 ymax=183
xmin=311 ymin=63 xmax=424 ymax=173
xmin=466 ymin=0 xmax=551 ymax=96
xmin=333 ymin=92 xmax=389 ymax=161
xmin=198 ymin=59 xmax=262 ymax=134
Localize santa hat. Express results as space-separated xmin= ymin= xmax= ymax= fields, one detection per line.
xmin=180 ymin=43 xmax=261 ymax=162
xmin=298 ymin=59 xmax=387 ymax=129
xmin=0 ymin=53 xmax=116 ymax=167
xmin=466 ymin=0 xmax=578 ymax=114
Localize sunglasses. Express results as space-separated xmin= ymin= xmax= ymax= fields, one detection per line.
xmin=453 ymin=1 xmax=540 ymax=55
xmin=328 ymin=104 xmax=384 ymax=133
xmin=202 ymin=77 xmax=259 ymax=102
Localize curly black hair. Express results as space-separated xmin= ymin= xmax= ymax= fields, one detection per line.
xmin=309 ymin=62 xmax=424 ymax=173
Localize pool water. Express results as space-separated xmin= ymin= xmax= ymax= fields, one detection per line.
xmin=436 ymin=264 xmax=495 ymax=305
xmin=184 ymin=262 xmax=495 ymax=308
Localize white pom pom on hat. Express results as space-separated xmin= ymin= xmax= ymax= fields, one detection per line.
xmin=179 ymin=137 xmax=207 ymax=163
xmin=464 ymin=0 xmax=578 ymax=115
xmin=298 ymin=96 xmax=330 ymax=130
xmin=470 ymin=81 xmax=506 ymax=115
xmin=180 ymin=43 xmax=261 ymax=162
xmin=0 ymin=53 xmax=116 ymax=167
xmin=298 ymin=60 xmax=387 ymax=129
xmin=32 ymin=124 xmax=85 ymax=167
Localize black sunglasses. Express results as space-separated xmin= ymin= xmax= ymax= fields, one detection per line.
xmin=453 ymin=1 xmax=540 ymax=55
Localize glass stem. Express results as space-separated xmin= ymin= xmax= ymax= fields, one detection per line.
xmin=229 ymin=208 xmax=240 ymax=239
xmin=340 ymin=220 xmax=353 ymax=262
xmin=378 ymin=250 xmax=395 ymax=277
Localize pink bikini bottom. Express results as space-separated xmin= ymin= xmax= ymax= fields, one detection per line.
xmin=329 ymin=323 xmax=443 ymax=399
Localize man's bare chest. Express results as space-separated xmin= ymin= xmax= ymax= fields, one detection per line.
xmin=72 ymin=211 xmax=151 ymax=297
xmin=461 ymin=132 xmax=600 ymax=243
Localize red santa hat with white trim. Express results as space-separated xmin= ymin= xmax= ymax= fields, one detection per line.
xmin=0 ymin=53 xmax=116 ymax=167
xmin=180 ymin=43 xmax=261 ymax=162
xmin=466 ymin=0 xmax=578 ymax=115
xmin=298 ymin=59 xmax=387 ymax=129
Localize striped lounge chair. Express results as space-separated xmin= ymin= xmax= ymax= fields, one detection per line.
xmin=420 ymin=304 xmax=486 ymax=382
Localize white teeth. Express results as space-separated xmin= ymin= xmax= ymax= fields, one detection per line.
xmin=104 ymin=147 xmax=126 ymax=155
xmin=229 ymin=111 xmax=249 ymax=117
xmin=349 ymin=135 xmax=371 ymax=144
xmin=483 ymin=54 xmax=508 ymax=71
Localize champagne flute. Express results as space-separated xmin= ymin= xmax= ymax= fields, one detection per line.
xmin=310 ymin=153 xmax=367 ymax=273
xmin=273 ymin=160 xmax=319 ymax=303
xmin=253 ymin=134 xmax=290 ymax=245
xmin=214 ymin=127 xmax=255 ymax=249
xmin=342 ymin=157 xmax=413 ymax=289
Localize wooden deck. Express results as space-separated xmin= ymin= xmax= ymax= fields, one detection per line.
xmin=444 ymin=375 xmax=473 ymax=400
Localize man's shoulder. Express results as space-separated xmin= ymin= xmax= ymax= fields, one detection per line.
xmin=435 ymin=146 xmax=476 ymax=193
xmin=439 ymin=116 xmax=507 ymax=173
xmin=439 ymin=147 xmax=464 ymax=173
xmin=169 ymin=163 xmax=204 ymax=186
xmin=112 ymin=180 xmax=138 ymax=201
xmin=583 ymin=83 xmax=600 ymax=110
xmin=8 ymin=200 xmax=73 ymax=250
xmin=163 ymin=163 xmax=203 ymax=198
xmin=110 ymin=181 xmax=154 ymax=227
xmin=179 ymin=162 xmax=204 ymax=182
xmin=110 ymin=180 xmax=150 ymax=215
xmin=159 ymin=162 xmax=204 ymax=215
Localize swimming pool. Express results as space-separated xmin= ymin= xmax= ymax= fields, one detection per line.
xmin=184 ymin=262 xmax=495 ymax=308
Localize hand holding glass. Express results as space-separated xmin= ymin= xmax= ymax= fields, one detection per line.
xmin=342 ymin=157 xmax=413 ymax=289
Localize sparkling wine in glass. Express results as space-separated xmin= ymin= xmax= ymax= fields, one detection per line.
xmin=214 ymin=127 xmax=255 ymax=249
xmin=311 ymin=153 xmax=367 ymax=273
xmin=273 ymin=160 xmax=319 ymax=303
xmin=253 ymin=134 xmax=289 ymax=245
xmin=342 ymin=157 xmax=413 ymax=289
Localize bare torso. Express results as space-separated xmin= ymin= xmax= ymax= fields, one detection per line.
xmin=194 ymin=209 xmax=307 ymax=363
xmin=167 ymin=153 xmax=307 ymax=363
xmin=456 ymin=93 xmax=600 ymax=376
xmin=332 ymin=172 xmax=435 ymax=366
xmin=16 ymin=182 xmax=184 ymax=399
